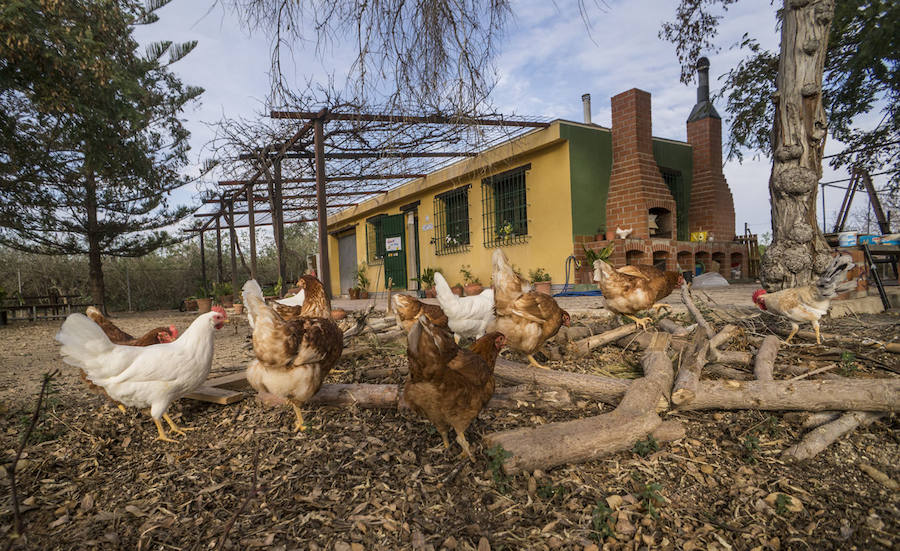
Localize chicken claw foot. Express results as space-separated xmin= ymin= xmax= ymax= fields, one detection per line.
xmin=626 ymin=315 xmax=652 ymax=331
xmin=650 ymin=303 xmax=672 ymax=313
xmin=291 ymin=403 xmax=307 ymax=432
xmin=163 ymin=413 xmax=195 ymax=437
xmin=153 ymin=418 xmax=179 ymax=443
xmin=455 ymin=433 xmax=475 ymax=463
xmin=527 ymin=354 xmax=551 ymax=370
xmin=117 ymin=404 xmax=127 ymax=414
xmin=440 ymin=432 xmax=451 ymax=450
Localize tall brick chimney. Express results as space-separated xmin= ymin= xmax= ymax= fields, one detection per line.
xmin=605 ymin=89 xmax=678 ymax=240
xmin=687 ymin=58 xmax=736 ymax=241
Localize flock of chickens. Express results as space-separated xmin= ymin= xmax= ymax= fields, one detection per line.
xmin=53 ymin=247 xmax=855 ymax=459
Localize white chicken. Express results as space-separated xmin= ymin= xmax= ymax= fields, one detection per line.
xmin=55 ymin=307 xmax=227 ymax=442
xmin=433 ymin=272 xmax=495 ymax=340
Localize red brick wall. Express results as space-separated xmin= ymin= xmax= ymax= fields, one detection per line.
xmin=605 ymin=89 xmax=678 ymax=240
xmin=687 ymin=116 xmax=736 ymax=241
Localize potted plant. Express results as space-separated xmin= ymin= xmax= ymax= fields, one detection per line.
xmin=418 ymin=267 xmax=437 ymax=298
xmin=460 ymin=265 xmax=483 ymax=296
xmin=354 ymin=263 xmax=370 ymax=299
xmin=233 ymin=299 xmax=244 ymax=315
xmin=195 ymin=285 xmax=212 ymax=313
xmin=529 ymin=268 xmax=553 ymax=295
xmin=213 ymin=281 xmax=234 ymax=308
xmin=451 ymin=282 xmax=464 ymax=296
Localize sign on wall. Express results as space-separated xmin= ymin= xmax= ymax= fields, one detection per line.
xmin=385 ymin=237 xmax=402 ymax=251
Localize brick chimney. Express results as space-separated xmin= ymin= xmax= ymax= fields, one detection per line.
xmin=687 ymin=58 xmax=736 ymax=241
xmin=605 ymin=89 xmax=678 ymax=240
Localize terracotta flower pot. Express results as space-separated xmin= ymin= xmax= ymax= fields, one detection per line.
xmin=233 ymin=304 xmax=244 ymax=315
xmin=183 ymin=299 xmax=198 ymax=312
xmin=217 ymin=294 xmax=234 ymax=308
xmin=451 ymin=285 xmax=463 ymax=296
xmin=463 ymin=283 xmax=484 ymax=296
xmin=534 ymin=281 xmax=552 ymax=295
xmin=358 ymin=290 xmax=369 ymax=299
xmin=349 ymin=288 xmax=360 ymax=299
xmin=424 ymin=287 xmax=437 ymax=299
xmin=196 ymin=297 xmax=212 ymax=313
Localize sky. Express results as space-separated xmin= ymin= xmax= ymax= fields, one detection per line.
xmin=131 ymin=0 xmax=888 ymax=241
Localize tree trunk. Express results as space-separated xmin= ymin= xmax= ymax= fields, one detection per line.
xmin=85 ymin=173 xmax=105 ymax=312
xmin=760 ymin=0 xmax=835 ymax=290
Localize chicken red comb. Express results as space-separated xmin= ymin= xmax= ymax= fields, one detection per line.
xmin=212 ymin=305 xmax=227 ymax=318
xmin=751 ymin=289 xmax=767 ymax=303
xmin=168 ymin=325 xmax=178 ymax=339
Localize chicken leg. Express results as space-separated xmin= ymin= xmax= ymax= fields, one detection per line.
xmin=153 ymin=418 xmax=178 ymax=443
xmin=291 ymin=402 xmax=307 ymax=432
xmin=650 ymin=303 xmax=672 ymax=313
xmin=811 ymin=320 xmax=822 ymax=345
xmin=527 ymin=354 xmax=550 ymax=370
xmin=625 ymin=315 xmax=652 ymax=331
xmin=784 ymin=322 xmax=800 ymax=344
xmin=163 ymin=413 xmax=196 ymax=437
xmin=455 ymin=431 xmax=474 ymax=462
xmin=440 ymin=430 xmax=451 ymax=449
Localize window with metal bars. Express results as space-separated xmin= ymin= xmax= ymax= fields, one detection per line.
xmin=433 ymin=186 xmax=471 ymax=255
xmin=481 ymin=164 xmax=530 ymax=247
xmin=365 ymin=215 xmax=386 ymax=264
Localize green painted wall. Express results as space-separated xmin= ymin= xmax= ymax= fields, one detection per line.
xmin=652 ymin=140 xmax=693 ymax=241
xmin=561 ymin=123 xmax=613 ymax=237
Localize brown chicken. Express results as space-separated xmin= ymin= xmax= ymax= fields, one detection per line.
xmin=390 ymin=294 xmax=450 ymax=333
xmin=81 ymin=306 xmax=180 ymax=411
xmin=402 ymin=316 xmax=506 ymax=460
xmin=489 ymin=249 xmax=570 ymax=369
xmin=592 ymin=261 xmax=684 ymax=329
xmin=242 ymin=276 xmax=343 ymax=431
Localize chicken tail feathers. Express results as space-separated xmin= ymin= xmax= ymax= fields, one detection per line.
xmin=433 ymin=272 xmax=456 ymax=306
xmin=55 ymin=313 xmax=115 ymax=369
xmin=242 ymin=279 xmax=267 ymax=329
xmin=815 ymin=255 xmax=855 ymax=299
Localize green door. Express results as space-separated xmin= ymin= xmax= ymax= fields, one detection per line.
xmin=382 ymin=214 xmax=406 ymax=289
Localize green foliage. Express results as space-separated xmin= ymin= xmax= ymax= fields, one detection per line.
xmin=212 ymin=281 xmax=233 ymax=297
xmin=536 ymin=482 xmax=568 ymax=502
xmin=273 ymin=276 xmax=283 ymax=297
xmin=584 ymin=242 xmax=615 ymax=267
xmin=741 ymin=433 xmax=760 ymax=464
xmin=633 ymin=435 xmax=660 ymax=457
xmin=591 ymin=499 xmax=614 ymax=542
xmin=638 ymin=481 xmax=664 ymax=519
xmin=417 ymin=267 xmax=437 ymax=288
xmin=774 ymin=493 xmax=790 ymax=516
xmin=355 ymin=263 xmax=370 ymax=291
xmin=839 ymin=350 xmax=859 ymax=376
xmin=485 ymin=445 xmax=513 ymax=493
xmin=0 ymin=0 xmax=203 ymax=306
xmin=529 ymin=268 xmax=551 ymax=283
xmin=459 ymin=264 xmax=480 ymax=285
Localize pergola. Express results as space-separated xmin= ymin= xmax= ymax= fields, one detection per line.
xmin=186 ymin=109 xmax=551 ymax=299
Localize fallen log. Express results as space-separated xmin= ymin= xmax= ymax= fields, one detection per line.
xmin=886 ymin=343 xmax=900 ymax=354
xmin=705 ymin=364 xmax=752 ymax=381
xmin=681 ymin=285 xmax=715 ymax=338
xmin=679 ymin=378 xmax=900 ymax=412
xmin=569 ymin=324 xmax=637 ymax=358
xmin=484 ymin=333 xmax=674 ymax=474
xmin=658 ymin=319 xmax=692 ymax=337
xmin=671 ymin=329 xmax=710 ymax=406
xmin=753 ymin=336 xmax=780 ymax=381
xmin=708 ymin=325 xmax=739 ymax=349
xmin=783 ymin=411 xmax=841 ymax=430
xmin=301 ymin=383 xmax=575 ymax=411
xmin=781 ymin=411 xmax=886 ymax=461
xmin=373 ymin=329 xmax=405 ymax=343
xmin=494 ymin=357 xmax=632 ymax=405
xmin=710 ymin=350 xmax=752 ymax=365
xmin=615 ymin=331 xmax=688 ymax=353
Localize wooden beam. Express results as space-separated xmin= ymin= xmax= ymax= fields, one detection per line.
xmin=269 ymin=110 xmax=551 ymax=128
xmin=215 ymin=216 xmax=223 ymax=285
xmin=203 ymin=191 xmax=384 ymax=204
xmin=185 ymin=386 xmax=244 ymax=405
xmin=193 ymin=204 xmax=357 ymax=217
xmin=247 ymin=187 xmax=257 ymax=280
xmin=184 ymin=219 xmax=316 ymax=232
xmin=228 ymin=200 xmax=238 ymax=301
xmin=238 ymin=151 xmax=477 ymax=160
xmin=273 ymin=157 xmax=286 ymax=294
xmin=199 ymin=231 xmax=207 ymax=292
xmin=218 ymin=174 xmax=426 ymax=186
xmin=314 ymin=116 xmax=331 ymax=300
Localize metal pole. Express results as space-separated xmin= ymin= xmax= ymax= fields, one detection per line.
xmin=314 ymin=116 xmax=332 ymax=300
xmin=215 ymin=216 xmax=223 ymax=285
xmin=199 ymin=231 xmax=207 ymax=293
xmin=273 ymin=158 xmax=287 ymax=295
xmin=228 ymin=200 xmax=239 ymax=300
xmin=247 ymin=187 xmax=257 ymax=280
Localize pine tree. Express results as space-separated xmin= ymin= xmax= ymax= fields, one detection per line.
xmin=0 ymin=0 xmax=203 ymax=308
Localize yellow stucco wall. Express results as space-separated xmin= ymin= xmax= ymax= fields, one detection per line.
xmin=327 ymin=123 xmax=574 ymax=296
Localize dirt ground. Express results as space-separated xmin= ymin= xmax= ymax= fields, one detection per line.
xmin=0 ymin=307 xmax=897 ymax=551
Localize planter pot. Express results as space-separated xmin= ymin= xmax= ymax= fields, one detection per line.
xmin=233 ymin=304 xmax=244 ymax=315
xmin=217 ymin=294 xmax=234 ymax=308
xmin=424 ymin=287 xmax=437 ymax=299
xmin=196 ymin=298 xmax=212 ymax=313
xmin=331 ymin=308 xmax=347 ymax=321
xmin=534 ymin=281 xmax=552 ymax=295
xmin=451 ymin=286 xmax=463 ymax=297
xmin=463 ymin=283 xmax=484 ymax=296
xmin=183 ymin=299 xmax=198 ymax=312
xmin=358 ymin=290 xmax=370 ymax=299
xmin=606 ymin=230 xmax=617 ymax=241
xmin=349 ymin=288 xmax=360 ymax=299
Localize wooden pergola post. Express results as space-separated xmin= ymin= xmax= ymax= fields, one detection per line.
xmin=314 ymin=115 xmax=332 ymax=300
xmin=247 ymin=187 xmax=258 ymax=280
xmin=228 ymin=200 xmax=239 ymax=300
xmin=199 ymin=230 xmax=207 ymax=292
xmin=272 ymin=158 xmax=287 ymax=295
xmin=215 ymin=216 xmax=223 ymax=285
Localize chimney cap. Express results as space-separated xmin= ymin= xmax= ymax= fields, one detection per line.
xmin=581 ymin=93 xmax=591 ymax=100
xmin=696 ymin=57 xmax=711 ymax=70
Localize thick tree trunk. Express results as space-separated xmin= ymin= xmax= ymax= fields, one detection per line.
xmin=760 ymin=0 xmax=835 ymax=290
xmin=494 ymin=357 xmax=632 ymax=405
xmin=85 ymin=173 xmax=105 ymax=312
xmin=671 ymin=329 xmax=709 ymax=405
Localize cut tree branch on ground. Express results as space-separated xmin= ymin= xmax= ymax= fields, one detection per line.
xmin=783 ymin=411 xmax=842 ymax=430
xmin=494 ymin=357 xmax=632 ymax=405
xmin=568 ymin=324 xmax=637 ymax=358
xmin=658 ymin=318 xmax=693 ymax=337
xmin=781 ymin=411 xmax=886 ymax=461
xmin=483 ymin=333 xmax=677 ymax=474
xmin=681 ymin=285 xmax=715 ymax=338
xmin=671 ymin=329 xmax=710 ymax=406
xmin=678 ymin=378 xmax=900 ymax=412
xmin=753 ymin=336 xmax=780 ymax=381
xmin=4 ymin=369 xmax=59 ymax=550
